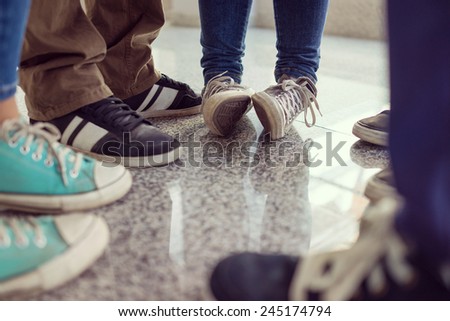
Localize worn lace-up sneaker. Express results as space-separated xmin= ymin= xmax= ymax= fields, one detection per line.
xmin=353 ymin=110 xmax=390 ymax=146
xmin=31 ymin=97 xmax=180 ymax=167
xmin=0 ymin=213 xmax=109 ymax=299
xmin=0 ymin=118 xmax=131 ymax=213
xmin=210 ymin=199 xmax=450 ymax=300
xmin=124 ymin=74 xmax=202 ymax=118
xmin=365 ymin=168 xmax=397 ymax=202
xmin=202 ymin=73 xmax=254 ymax=136
xmin=252 ymin=76 xmax=321 ymax=140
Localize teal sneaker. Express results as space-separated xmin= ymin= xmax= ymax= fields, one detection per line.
xmin=0 ymin=213 xmax=109 ymax=299
xmin=0 ymin=119 xmax=132 ymax=213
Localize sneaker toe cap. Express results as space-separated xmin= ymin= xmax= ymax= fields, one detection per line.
xmin=54 ymin=214 xmax=106 ymax=245
xmin=94 ymin=162 xmax=129 ymax=189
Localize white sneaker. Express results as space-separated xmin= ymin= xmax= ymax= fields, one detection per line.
xmin=252 ymin=76 xmax=321 ymax=140
xmin=202 ymin=73 xmax=254 ymax=136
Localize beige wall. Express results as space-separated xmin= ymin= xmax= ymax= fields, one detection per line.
xmin=164 ymin=0 xmax=386 ymax=40
xmin=325 ymin=0 xmax=386 ymax=40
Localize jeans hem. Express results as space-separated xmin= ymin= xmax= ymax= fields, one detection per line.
xmin=0 ymin=82 xmax=18 ymax=101
xmin=275 ymin=68 xmax=317 ymax=83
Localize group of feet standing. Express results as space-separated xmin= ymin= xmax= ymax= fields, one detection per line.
xmin=1 ymin=0 xmax=450 ymax=301
xmin=0 ymin=0 xmax=327 ymax=299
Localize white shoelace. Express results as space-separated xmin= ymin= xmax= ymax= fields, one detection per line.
xmin=0 ymin=216 xmax=46 ymax=248
xmin=271 ymin=79 xmax=322 ymax=127
xmin=290 ymin=200 xmax=415 ymax=300
xmin=203 ymin=72 xmax=249 ymax=100
xmin=0 ymin=119 xmax=84 ymax=186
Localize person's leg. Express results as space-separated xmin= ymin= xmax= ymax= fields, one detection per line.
xmin=18 ymin=0 xmax=180 ymax=168
xmin=273 ymin=0 xmax=329 ymax=83
xmin=19 ymin=0 xmax=112 ymax=122
xmin=199 ymin=0 xmax=255 ymax=136
xmin=85 ymin=0 xmax=201 ymax=118
xmin=85 ymin=0 xmax=162 ymax=99
xmin=209 ymin=0 xmax=450 ymax=300
xmin=251 ymin=0 xmax=328 ymax=140
xmin=0 ymin=0 xmax=30 ymax=122
xmin=389 ymin=0 xmax=450 ymax=268
xmin=0 ymin=0 xmax=131 ymax=212
xmin=0 ymin=1 xmax=121 ymax=299
xmin=199 ymin=0 xmax=253 ymax=84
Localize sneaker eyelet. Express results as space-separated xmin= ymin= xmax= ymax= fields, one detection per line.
xmin=8 ymin=140 xmax=18 ymax=148
xmin=15 ymin=235 xmax=29 ymax=248
xmin=0 ymin=235 xmax=11 ymax=248
xmin=44 ymin=159 xmax=54 ymax=167
xmin=20 ymin=145 xmax=30 ymax=155
xmin=32 ymin=153 xmax=42 ymax=161
xmin=34 ymin=234 xmax=47 ymax=248
xmin=70 ymin=169 xmax=79 ymax=178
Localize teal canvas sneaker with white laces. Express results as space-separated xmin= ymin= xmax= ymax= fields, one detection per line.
xmin=0 ymin=118 xmax=132 ymax=213
xmin=0 ymin=213 xmax=109 ymax=299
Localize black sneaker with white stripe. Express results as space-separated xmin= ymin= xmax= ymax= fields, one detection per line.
xmin=124 ymin=74 xmax=202 ymax=118
xmin=31 ymin=97 xmax=180 ymax=167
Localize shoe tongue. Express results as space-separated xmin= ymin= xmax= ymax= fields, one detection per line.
xmin=84 ymin=98 xmax=148 ymax=131
xmin=277 ymin=75 xmax=317 ymax=96
xmin=297 ymin=78 xmax=317 ymax=96
xmin=277 ymin=74 xmax=292 ymax=83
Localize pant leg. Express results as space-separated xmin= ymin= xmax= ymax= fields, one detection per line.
xmin=85 ymin=0 xmax=163 ymax=99
xmin=199 ymin=0 xmax=253 ymax=84
xmin=389 ymin=0 xmax=450 ymax=267
xmin=0 ymin=0 xmax=30 ymax=100
xmin=273 ymin=0 xmax=329 ymax=83
xmin=19 ymin=0 xmax=112 ymax=121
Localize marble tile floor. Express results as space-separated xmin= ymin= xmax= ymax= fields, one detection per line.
xmin=13 ymin=26 xmax=391 ymax=300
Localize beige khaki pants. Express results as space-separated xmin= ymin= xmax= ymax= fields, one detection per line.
xmin=20 ymin=0 xmax=164 ymax=121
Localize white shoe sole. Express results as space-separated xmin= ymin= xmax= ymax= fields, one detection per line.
xmin=364 ymin=176 xmax=397 ymax=202
xmin=202 ymin=91 xmax=253 ymax=136
xmin=352 ymin=122 xmax=389 ymax=147
xmin=139 ymin=105 xmax=202 ymax=118
xmin=0 ymin=169 xmax=132 ymax=214
xmin=73 ymin=145 xmax=180 ymax=168
xmin=0 ymin=215 xmax=109 ymax=300
xmin=252 ymin=92 xmax=288 ymax=140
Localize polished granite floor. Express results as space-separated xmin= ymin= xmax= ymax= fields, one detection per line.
xmin=15 ymin=26 xmax=391 ymax=300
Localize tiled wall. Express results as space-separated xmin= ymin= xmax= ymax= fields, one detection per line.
xmin=164 ymin=0 xmax=386 ymax=40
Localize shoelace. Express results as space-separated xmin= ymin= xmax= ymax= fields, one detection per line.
xmin=290 ymin=200 xmax=415 ymax=300
xmin=271 ymin=78 xmax=322 ymax=127
xmin=0 ymin=119 xmax=84 ymax=186
xmin=0 ymin=216 xmax=46 ymax=248
xmin=85 ymin=97 xmax=149 ymax=131
xmin=203 ymin=72 xmax=248 ymax=100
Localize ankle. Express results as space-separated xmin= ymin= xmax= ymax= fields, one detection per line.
xmin=0 ymin=97 xmax=21 ymax=124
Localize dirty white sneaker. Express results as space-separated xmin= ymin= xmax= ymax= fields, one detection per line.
xmin=202 ymin=73 xmax=254 ymax=136
xmin=252 ymin=76 xmax=321 ymax=140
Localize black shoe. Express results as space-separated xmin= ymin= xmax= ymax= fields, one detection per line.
xmin=124 ymin=74 xmax=202 ymax=118
xmin=353 ymin=110 xmax=390 ymax=146
xmin=31 ymin=97 xmax=180 ymax=167
xmin=210 ymin=199 xmax=450 ymax=301
xmin=210 ymin=252 xmax=298 ymax=300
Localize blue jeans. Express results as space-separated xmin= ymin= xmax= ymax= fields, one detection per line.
xmin=199 ymin=0 xmax=329 ymax=85
xmin=0 ymin=0 xmax=30 ymax=100
xmin=389 ymin=0 xmax=450 ymax=267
